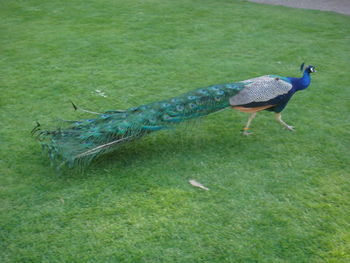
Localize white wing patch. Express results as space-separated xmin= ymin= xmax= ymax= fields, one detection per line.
xmin=229 ymin=75 xmax=293 ymax=106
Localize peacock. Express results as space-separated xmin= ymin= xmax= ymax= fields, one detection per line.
xmin=33 ymin=63 xmax=316 ymax=168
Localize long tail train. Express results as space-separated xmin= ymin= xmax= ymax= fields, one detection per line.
xmin=35 ymin=82 xmax=244 ymax=168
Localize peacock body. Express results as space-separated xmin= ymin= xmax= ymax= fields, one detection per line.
xmin=35 ymin=64 xmax=315 ymax=168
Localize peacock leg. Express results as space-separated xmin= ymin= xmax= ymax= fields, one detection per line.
xmin=243 ymin=112 xmax=257 ymax=135
xmin=275 ymin=113 xmax=294 ymax=131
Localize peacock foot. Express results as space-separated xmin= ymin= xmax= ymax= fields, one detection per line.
xmin=285 ymin=125 xmax=295 ymax=131
xmin=243 ymin=130 xmax=252 ymax=136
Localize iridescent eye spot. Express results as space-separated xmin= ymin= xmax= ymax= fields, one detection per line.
xmin=163 ymin=114 xmax=171 ymax=120
xmin=226 ymin=84 xmax=239 ymax=90
xmin=171 ymin=98 xmax=179 ymax=103
xmin=210 ymin=86 xmax=219 ymax=91
xmin=188 ymin=95 xmax=197 ymax=100
xmin=139 ymin=105 xmax=148 ymax=110
xmin=189 ymin=102 xmax=197 ymax=109
xmin=162 ymin=103 xmax=171 ymax=108
xmin=198 ymin=89 xmax=208 ymax=94
xmin=129 ymin=106 xmax=138 ymax=111
xmin=176 ymin=105 xmax=184 ymax=111
xmin=214 ymin=96 xmax=222 ymax=101
xmin=101 ymin=114 xmax=109 ymax=119
xmin=216 ymin=90 xmax=224 ymax=95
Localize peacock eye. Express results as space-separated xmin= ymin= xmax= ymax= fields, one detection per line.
xmin=198 ymin=89 xmax=208 ymax=94
xmin=163 ymin=114 xmax=171 ymax=120
xmin=189 ymin=103 xmax=197 ymax=109
xmin=176 ymin=105 xmax=184 ymax=111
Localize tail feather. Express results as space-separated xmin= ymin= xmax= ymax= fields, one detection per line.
xmin=36 ymin=82 xmax=244 ymax=168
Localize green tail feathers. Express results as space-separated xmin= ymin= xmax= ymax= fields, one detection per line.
xmin=36 ymin=83 xmax=244 ymax=168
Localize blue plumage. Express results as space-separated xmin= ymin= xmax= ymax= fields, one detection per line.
xmin=231 ymin=64 xmax=316 ymax=134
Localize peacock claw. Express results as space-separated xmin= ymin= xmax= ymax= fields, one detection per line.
xmin=243 ymin=131 xmax=252 ymax=136
xmin=285 ymin=125 xmax=295 ymax=131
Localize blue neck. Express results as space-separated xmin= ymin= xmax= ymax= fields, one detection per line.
xmin=290 ymin=70 xmax=311 ymax=91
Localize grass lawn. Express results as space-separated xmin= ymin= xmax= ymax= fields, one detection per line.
xmin=1 ymin=0 xmax=349 ymax=262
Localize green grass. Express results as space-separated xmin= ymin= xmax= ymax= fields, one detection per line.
xmin=1 ymin=0 xmax=350 ymax=262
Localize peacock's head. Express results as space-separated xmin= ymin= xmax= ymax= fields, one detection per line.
xmin=306 ymin=65 xmax=316 ymax=73
xmin=300 ymin=63 xmax=316 ymax=73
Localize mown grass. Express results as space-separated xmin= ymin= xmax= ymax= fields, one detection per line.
xmin=1 ymin=0 xmax=349 ymax=262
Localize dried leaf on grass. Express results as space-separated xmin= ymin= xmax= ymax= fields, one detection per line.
xmin=189 ymin=179 xmax=209 ymax=191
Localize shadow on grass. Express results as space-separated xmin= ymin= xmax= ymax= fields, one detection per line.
xmin=51 ymin=123 xmax=262 ymax=180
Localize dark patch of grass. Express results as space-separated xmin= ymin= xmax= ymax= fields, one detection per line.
xmin=1 ymin=0 xmax=349 ymax=262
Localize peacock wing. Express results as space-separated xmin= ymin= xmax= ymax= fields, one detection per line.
xmin=229 ymin=75 xmax=293 ymax=106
